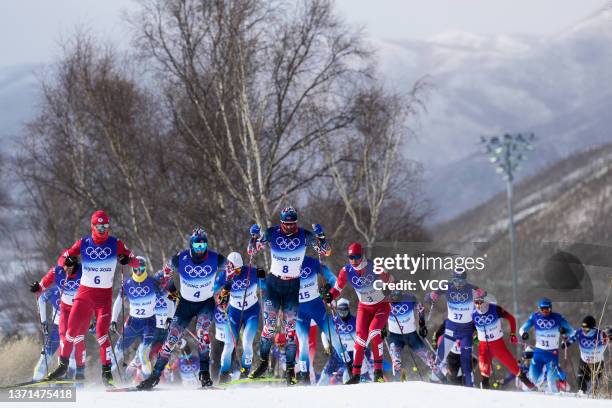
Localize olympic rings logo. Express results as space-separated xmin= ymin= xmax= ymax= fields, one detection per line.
xmin=392 ymin=304 xmax=410 ymax=315
xmin=214 ymin=312 xmax=226 ymax=322
xmin=128 ymin=286 xmax=151 ymax=297
xmin=580 ymin=339 xmax=596 ymax=348
xmin=184 ymin=264 xmax=213 ymax=278
xmin=85 ymin=246 xmax=112 ymax=260
xmin=448 ymin=292 xmax=469 ymax=303
xmin=275 ymin=237 xmax=301 ymax=251
xmin=300 ymin=267 xmax=313 ymax=279
xmin=231 ymin=279 xmax=250 ymax=290
xmin=351 ymin=274 xmax=374 ymax=287
xmin=337 ymin=323 xmax=354 ymax=333
xmin=182 ymin=362 xmax=198 ymax=373
xmin=474 ymin=314 xmax=495 ymax=325
xmin=536 ymin=319 xmax=556 ymax=330
xmin=155 ymin=297 xmax=167 ymax=308
xmin=60 ymin=278 xmax=80 ymax=291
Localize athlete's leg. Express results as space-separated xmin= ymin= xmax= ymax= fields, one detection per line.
xmin=279 ymin=278 xmax=300 ymax=368
xmin=240 ymin=304 xmax=260 ymax=372
xmin=387 ymin=332 xmax=405 ymax=376
xmin=195 ymin=298 xmax=214 ymax=372
xmin=352 ymin=303 xmax=374 ymax=376
xmin=490 ymin=339 xmax=520 ymax=376
xmin=61 ymin=295 xmax=94 ymax=360
xmin=94 ymin=293 xmax=113 ymax=366
xmin=219 ymin=306 xmax=238 ymax=374
xmin=367 ymin=302 xmax=391 ymax=371
xmin=138 ymin=316 xmax=156 ymax=376
xmin=259 ymin=274 xmax=281 ymax=361
xmin=296 ymin=307 xmax=312 ymax=373
xmin=111 ymin=317 xmax=143 ymax=369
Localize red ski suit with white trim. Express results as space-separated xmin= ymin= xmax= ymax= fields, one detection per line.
xmin=330 ymin=260 xmax=391 ymax=375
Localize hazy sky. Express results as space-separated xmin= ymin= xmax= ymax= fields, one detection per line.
xmin=0 ymin=0 xmax=608 ymax=67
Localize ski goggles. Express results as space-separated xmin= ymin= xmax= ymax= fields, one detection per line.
xmin=94 ymin=223 xmax=110 ymax=233
xmin=133 ymin=265 xmax=146 ymax=273
xmin=581 ymin=324 xmax=592 ymax=331
xmin=348 ymin=254 xmax=362 ymax=261
xmin=192 ymin=242 xmax=207 ymax=251
xmin=539 ymin=306 xmax=551 ymax=312
xmin=474 ymin=299 xmax=486 ymax=305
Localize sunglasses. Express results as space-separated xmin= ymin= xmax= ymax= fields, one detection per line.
xmin=94 ymin=223 xmax=110 ymax=232
xmin=133 ymin=266 xmax=146 ymax=273
xmin=348 ymin=254 xmax=362 ymax=260
xmin=539 ymin=307 xmax=551 ymax=312
xmin=474 ymin=300 xmax=485 ymax=305
xmin=192 ymin=242 xmax=207 ymax=250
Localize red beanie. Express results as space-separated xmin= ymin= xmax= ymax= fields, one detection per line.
xmin=91 ymin=210 xmax=109 ymax=225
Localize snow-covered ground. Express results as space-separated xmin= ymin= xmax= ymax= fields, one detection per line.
xmin=25 ymin=381 xmax=611 ymax=408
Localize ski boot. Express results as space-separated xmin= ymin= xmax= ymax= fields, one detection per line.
xmin=75 ymin=366 xmax=85 ymax=381
xmin=101 ymin=364 xmax=115 ymax=388
xmin=199 ymin=370 xmax=213 ymax=387
xmin=249 ymin=359 xmax=269 ymax=379
xmin=374 ymin=369 xmax=385 ymax=383
xmin=239 ymin=367 xmax=250 ymax=379
xmin=481 ymin=376 xmax=491 ymax=389
xmin=345 ymin=374 xmax=361 ymax=385
xmin=518 ymin=372 xmax=535 ymax=390
xmin=46 ymin=357 xmax=69 ymax=380
xmin=137 ymin=373 xmax=160 ymax=390
xmin=296 ymin=371 xmax=310 ymax=385
xmin=218 ymin=371 xmax=232 ymax=384
xmin=286 ymin=366 xmax=297 ymax=385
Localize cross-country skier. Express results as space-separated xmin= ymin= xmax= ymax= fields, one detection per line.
xmin=110 ymin=256 xmax=159 ymax=377
xmin=564 ymin=315 xmax=608 ymax=394
xmin=424 ymin=268 xmax=486 ymax=387
xmin=296 ymin=255 xmax=347 ymax=384
xmin=30 ymin=255 xmax=85 ymax=380
xmin=519 ymin=298 xmax=575 ymax=393
xmin=247 ymin=206 xmax=331 ymax=385
xmin=321 ymin=242 xmax=391 ymax=384
xmin=387 ymin=293 xmax=445 ymax=382
xmin=318 ymin=298 xmax=360 ymax=385
xmin=137 ymin=227 xmax=227 ymax=390
xmin=46 ymin=210 xmax=139 ymax=386
xmin=472 ymin=291 xmax=535 ymax=390
xmin=214 ymin=251 xmax=264 ymax=382
xmin=32 ymin=286 xmax=63 ymax=380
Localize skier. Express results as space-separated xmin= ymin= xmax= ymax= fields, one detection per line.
xmin=424 ymin=268 xmax=486 ymax=387
xmin=137 ymin=227 xmax=227 ymax=390
xmin=30 ymin=255 xmax=85 ymax=380
xmin=472 ymin=291 xmax=535 ymax=390
xmin=110 ymin=256 xmax=159 ymax=377
xmin=564 ymin=315 xmax=608 ymax=394
xmin=214 ymin=251 xmax=264 ymax=382
xmin=321 ymin=242 xmax=391 ymax=384
xmin=387 ymin=293 xmax=445 ymax=382
xmin=32 ymin=286 xmax=62 ymax=380
xmin=318 ymin=298 xmax=359 ymax=385
xmin=519 ymin=298 xmax=575 ymax=393
xmin=296 ymin=255 xmax=347 ymax=384
xmin=247 ymin=206 xmax=331 ymax=385
xmin=46 ymin=210 xmax=139 ymax=386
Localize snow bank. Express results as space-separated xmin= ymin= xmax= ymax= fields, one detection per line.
xmin=34 ymin=381 xmax=610 ymax=408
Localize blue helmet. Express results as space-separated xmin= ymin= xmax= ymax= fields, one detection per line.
xmin=280 ymin=207 xmax=298 ymax=223
xmin=538 ymin=298 xmax=552 ymax=309
xmin=190 ymin=227 xmax=208 ymax=254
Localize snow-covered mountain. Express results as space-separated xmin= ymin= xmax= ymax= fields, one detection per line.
xmin=375 ymin=3 xmax=612 ymax=223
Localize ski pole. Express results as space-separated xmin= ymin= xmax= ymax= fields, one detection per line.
xmin=121 ymin=264 xmax=126 ymax=371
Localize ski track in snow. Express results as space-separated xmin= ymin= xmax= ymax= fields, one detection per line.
xmin=20 ymin=382 xmax=610 ymax=408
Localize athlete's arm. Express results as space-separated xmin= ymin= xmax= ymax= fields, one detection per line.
xmin=37 ymin=292 xmax=47 ymax=323
xmin=519 ymin=313 xmax=535 ymax=337
xmin=117 ymin=240 xmax=139 ymax=268
xmin=497 ymin=305 xmax=517 ymax=334
xmin=58 ymin=241 xmax=82 ymax=266
xmin=111 ymin=288 xmax=123 ymax=323
xmin=39 ymin=267 xmax=57 ymax=292
xmin=329 ymin=266 xmax=347 ymax=299
xmin=321 ymin=263 xmax=337 ymax=287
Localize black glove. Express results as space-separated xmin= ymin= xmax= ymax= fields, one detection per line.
xmin=521 ymin=332 xmax=529 ymax=341
xmin=110 ymin=321 xmax=119 ymax=334
xmin=118 ymin=254 xmax=130 ymax=265
xmin=381 ymin=326 xmax=388 ymax=340
xmin=257 ymin=268 xmax=266 ymax=279
xmin=418 ymin=318 xmax=428 ymax=338
xmin=40 ymin=322 xmax=49 ymax=336
xmin=559 ymin=327 xmax=567 ymax=335
xmin=167 ymin=290 xmax=179 ymax=302
xmin=560 ymin=341 xmax=567 ymax=350
xmin=29 ymin=281 xmax=41 ymax=293
xmin=217 ymin=289 xmax=230 ymax=307
xmin=319 ymin=284 xmax=333 ymax=304
xmin=165 ymin=318 xmax=173 ymax=330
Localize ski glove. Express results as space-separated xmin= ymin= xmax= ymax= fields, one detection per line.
xmin=510 ymin=333 xmax=518 ymax=345
xmin=312 ymin=224 xmax=324 ymax=237
xmin=319 ymin=283 xmax=333 ymax=304
xmin=381 ymin=326 xmax=388 ymax=340
xmin=165 ymin=318 xmax=173 ymax=330
xmin=118 ymin=253 xmax=130 ymax=265
xmin=418 ymin=318 xmax=428 ymax=338
xmin=217 ymin=289 xmax=230 ymax=308
xmin=257 ymin=268 xmax=266 ymax=279
xmin=41 ymin=322 xmax=49 ymax=336
xmin=29 ymin=281 xmax=41 ymax=293
xmin=250 ymin=224 xmax=261 ymax=237
xmin=110 ymin=321 xmax=119 ymax=334
xmin=521 ymin=332 xmax=529 ymax=341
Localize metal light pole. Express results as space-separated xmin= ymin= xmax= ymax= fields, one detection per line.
xmin=481 ymin=133 xmax=535 ymax=322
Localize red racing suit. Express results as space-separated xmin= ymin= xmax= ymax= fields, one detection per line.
xmin=57 ymin=235 xmax=138 ymax=365
xmin=473 ymin=304 xmax=520 ymax=377
xmin=330 ymin=260 xmax=390 ymax=375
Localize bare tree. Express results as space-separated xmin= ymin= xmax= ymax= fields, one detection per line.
xmin=324 ymin=80 xmax=429 ymax=247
